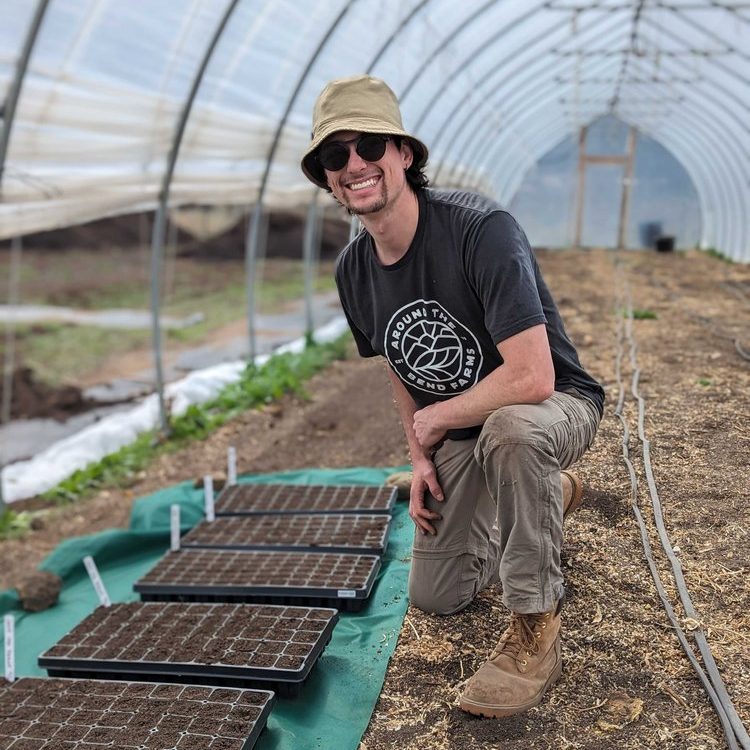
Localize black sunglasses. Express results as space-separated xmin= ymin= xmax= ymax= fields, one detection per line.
xmin=316 ymin=134 xmax=390 ymax=172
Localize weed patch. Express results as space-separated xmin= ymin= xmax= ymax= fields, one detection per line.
xmin=40 ymin=336 xmax=349 ymax=506
xmin=0 ymin=509 xmax=33 ymax=540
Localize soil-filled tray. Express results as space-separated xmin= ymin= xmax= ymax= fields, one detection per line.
xmin=38 ymin=602 xmax=338 ymax=698
xmin=215 ymin=483 xmax=397 ymax=516
xmin=134 ymin=549 xmax=381 ymax=612
xmin=0 ymin=676 xmax=274 ymax=749
xmin=180 ymin=513 xmax=391 ymax=555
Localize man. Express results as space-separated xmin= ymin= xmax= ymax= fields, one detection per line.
xmin=301 ymin=75 xmax=603 ymax=718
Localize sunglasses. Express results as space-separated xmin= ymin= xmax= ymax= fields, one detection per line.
xmin=316 ymin=134 xmax=391 ymax=172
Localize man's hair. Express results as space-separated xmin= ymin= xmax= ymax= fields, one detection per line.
xmin=318 ymin=135 xmax=429 ymax=194
xmin=394 ymin=136 xmax=430 ymax=192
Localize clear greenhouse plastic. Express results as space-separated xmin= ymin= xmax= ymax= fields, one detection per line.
xmin=0 ymin=0 xmax=747 ymax=259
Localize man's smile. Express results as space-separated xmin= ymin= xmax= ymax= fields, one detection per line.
xmin=345 ymin=175 xmax=381 ymax=192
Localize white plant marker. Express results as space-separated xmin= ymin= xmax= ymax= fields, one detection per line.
xmin=227 ymin=447 xmax=237 ymax=486
xmin=204 ymin=476 xmax=215 ymax=521
xmin=4 ymin=615 xmax=14 ymax=682
xmin=170 ymin=504 xmax=181 ymax=552
xmin=83 ymin=556 xmax=111 ymax=607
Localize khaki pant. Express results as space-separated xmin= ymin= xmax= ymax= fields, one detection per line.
xmin=408 ymin=391 xmax=601 ymax=616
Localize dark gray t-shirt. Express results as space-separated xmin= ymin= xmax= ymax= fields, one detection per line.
xmin=335 ymin=189 xmax=604 ymax=435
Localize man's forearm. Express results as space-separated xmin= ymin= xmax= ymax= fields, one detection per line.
xmin=385 ymin=365 xmax=432 ymax=462
xmin=428 ymin=362 xmax=552 ymax=431
xmin=411 ymin=324 xmax=555 ymax=448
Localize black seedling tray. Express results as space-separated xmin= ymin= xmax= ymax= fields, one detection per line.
xmin=134 ymin=549 xmax=381 ymax=612
xmin=181 ymin=513 xmax=391 ymax=555
xmin=39 ymin=602 xmax=338 ymax=698
xmin=215 ymin=483 xmax=397 ymax=516
xmin=0 ymin=676 xmax=274 ymax=749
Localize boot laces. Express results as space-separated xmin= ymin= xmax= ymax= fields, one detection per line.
xmin=490 ymin=613 xmax=546 ymax=663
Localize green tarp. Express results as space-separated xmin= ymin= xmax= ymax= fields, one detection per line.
xmin=0 ymin=467 xmax=412 ymax=749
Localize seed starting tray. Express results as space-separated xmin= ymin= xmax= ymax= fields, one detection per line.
xmin=215 ymin=483 xmax=397 ymax=516
xmin=39 ymin=602 xmax=338 ymax=698
xmin=180 ymin=513 xmax=391 ymax=555
xmin=0 ymin=676 xmax=274 ymax=749
xmin=134 ymin=549 xmax=381 ymax=612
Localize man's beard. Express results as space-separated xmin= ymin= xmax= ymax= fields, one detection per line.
xmin=348 ymin=193 xmax=387 ymax=215
xmin=341 ymin=181 xmax=391 ymax=216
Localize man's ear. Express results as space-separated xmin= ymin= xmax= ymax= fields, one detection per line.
xmin=400 ymin=139 xmax=414 ymax=169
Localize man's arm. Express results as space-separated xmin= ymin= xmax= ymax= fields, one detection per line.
xmin=412 ymin=323 xmax=554 ymax=450
xmin=385 ymin=366 xmax=445 ymax=536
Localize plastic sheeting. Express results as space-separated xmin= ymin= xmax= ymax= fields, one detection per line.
xmin=0 ymin=466 xmax=413 ymax=750
xmin=1 ymin=0 xmax=747 ymax=259
xmin=0 ymin=315 xmax=349 ymax=503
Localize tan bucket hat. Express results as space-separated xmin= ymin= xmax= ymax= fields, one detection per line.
xmin=301 ymin=74 xmax=429 ymax=189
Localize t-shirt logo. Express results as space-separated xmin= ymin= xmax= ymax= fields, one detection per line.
xmin=385 ymin=300 xmax=483 ymax=395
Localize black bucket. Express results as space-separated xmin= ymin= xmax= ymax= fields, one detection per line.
xmin=655 ymin=235 xmax=675 ymax=253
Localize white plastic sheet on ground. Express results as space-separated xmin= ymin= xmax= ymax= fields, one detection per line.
xmin=0 ymin=316 xmax=350 ymax=503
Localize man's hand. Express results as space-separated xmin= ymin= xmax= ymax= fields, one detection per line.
xmin=412 ymin=403 xmax=447 ymax=452
xmin=409 ymin=456 xmax=444 ymax=535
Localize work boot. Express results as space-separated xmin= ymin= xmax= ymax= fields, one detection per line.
xmin=561 ymin=470 xmax=583 ymax=521
xmin=459 ymin=605 xmax=562 ymax=718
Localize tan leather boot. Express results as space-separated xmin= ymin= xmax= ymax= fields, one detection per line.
xmin=459 ymin=607 xmax=562 ymax=718
xmin=561 ymin=470 xmax=583 ymax=521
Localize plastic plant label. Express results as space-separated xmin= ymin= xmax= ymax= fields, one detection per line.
xmin=227 ymin=447 xmax=237 ymax=486
xmin=170 ymin=504 xmax=181 ymax=552
xmin=4 ymin=615 xmax=14 ymax=682
xmin=337 ymin=590 xmax=357 ymax=598
xmin=83 ymin=555 xmax=111 ymax=607
xmin=204 ymin=476 xmax=215 ymax=522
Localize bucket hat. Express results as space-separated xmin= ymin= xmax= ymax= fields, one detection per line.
xmin=301 ymin=74 xmax=429 ymax=189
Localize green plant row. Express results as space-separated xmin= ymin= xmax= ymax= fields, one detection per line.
xmin=38 ymin=335 xmax=350 ymax=508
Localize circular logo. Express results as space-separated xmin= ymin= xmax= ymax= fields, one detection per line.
xmin=401 ymin=320 xmax=463 ymax=382
xmin=385 ymin=300 xmax=483 ymax=396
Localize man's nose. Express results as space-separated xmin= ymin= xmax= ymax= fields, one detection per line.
xmin=346 ymin=144 xmax=368 ymax=171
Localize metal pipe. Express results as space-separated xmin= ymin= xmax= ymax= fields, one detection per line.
xmin=420 ymin=9 xmax=626 ymax=181
xmin=0 ymin=0 xmax=51 ymax=189
xmin=401 ymin=1 xmax=551 ymax=106
xmin=148 ymin=0 xmax=243 ymax=435
xmin=1 ymin=237 xmax=22 ymax=425
xmin=0 ymin=236 xmax=23 ymax=511
xmin=437 ymin=48 xmax=623 ymax=187
xmin=436 ymin=51 xmax=621 ymax=191
xmin=244 ymin=1 xmax=356 ymax=361
xmin=434 ymin=27 xmax=748 ymax=258
xmin=303 ymin=191 xmax=320 ymax=339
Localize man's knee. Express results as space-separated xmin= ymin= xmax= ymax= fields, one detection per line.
xmin=408 ymin=553 xmax=483 ymax=616
xmin=408 ymin=578 xmax=467 ymax=616
xmin=475 ymin=403 xmax=550 ymax=464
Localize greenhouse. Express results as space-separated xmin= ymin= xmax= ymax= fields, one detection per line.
xmin=0 ymin=1 xmax=749 ymax=749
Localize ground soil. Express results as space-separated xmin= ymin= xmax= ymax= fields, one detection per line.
xmin=2 ymin=248 xmax=749 ymax=749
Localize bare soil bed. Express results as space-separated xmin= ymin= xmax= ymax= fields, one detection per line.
xmin=2 ymin=248 xmax=749 ymax=749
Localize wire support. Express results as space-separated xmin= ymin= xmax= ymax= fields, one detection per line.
xmin=613 ymin=259 xmax=750 ymax=750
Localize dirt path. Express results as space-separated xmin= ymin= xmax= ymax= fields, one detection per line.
xmin=2 ymin=248 xmax=749 ymax=749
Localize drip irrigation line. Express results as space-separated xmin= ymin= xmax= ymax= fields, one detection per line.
xmin=722 ymin=281 xmax=750 ymax=308
xmin=613 ymin=262 xmax=750 ymax=750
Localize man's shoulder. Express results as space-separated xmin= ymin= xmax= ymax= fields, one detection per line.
xmin=423 ymin=188 xmax=515 ymax=225
xmin=422 ymin=188 xmax=522 ymax=242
